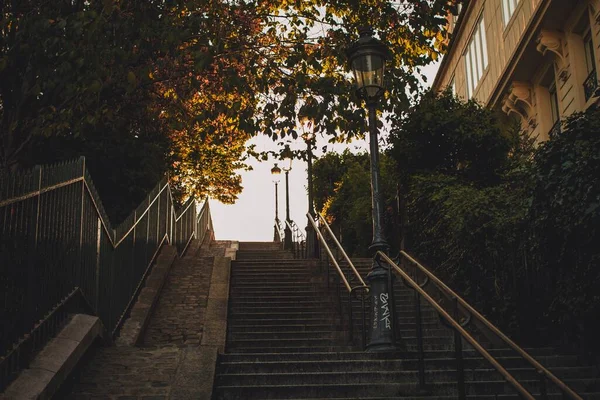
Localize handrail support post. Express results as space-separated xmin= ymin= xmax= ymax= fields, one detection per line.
xmin=415 ymin=290 xmax=426 ymax=390
xmin=453 ymin=296 xmax=466 ymax=400
xmin=538 ymin=370 xmax=549 ymax=400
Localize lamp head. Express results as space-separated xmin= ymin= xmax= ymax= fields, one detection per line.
xmin=281 ymin=146 xmax=293 ymax=172
xmin=271 ymin=163 xmax=281 ymax=175
xmin=346 ymin=27 xmax=391 ymax=102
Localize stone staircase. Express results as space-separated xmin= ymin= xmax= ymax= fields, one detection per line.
xmin=213 ymin=243 xmax=600 ymax=399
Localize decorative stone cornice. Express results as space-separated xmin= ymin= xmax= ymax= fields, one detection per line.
xmin=501 ymin=82 xmax=537 ymax=129
xmin=536 ymin=29 xmax=569 ymax=82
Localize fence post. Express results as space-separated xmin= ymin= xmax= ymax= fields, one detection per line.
xmin=147 ymin=194 xmax=150 ymax=252
xmin=25 ymin=166 xmax=43 ymax=350
xmin=34 ymin=165 xmax=42 ymax=251
xmin=157 ymin=188 xmax=161 ymax=244
xmin=132 ymin=210 xmax=136 ymax=295
xmin=95 ymin=218 xmax=101 ymax=311
xmin=415 ymin=288 xmax=425 ymax=390
xmin=78 ymin=158 xmax=86 ymax=287
xmin=453 ymin=296 xmax=466 ymax=400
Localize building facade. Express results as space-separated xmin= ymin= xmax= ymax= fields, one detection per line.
xmin=432 ymin=0 xmax=600 ymax=142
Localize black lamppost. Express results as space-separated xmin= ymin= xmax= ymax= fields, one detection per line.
xmin=304 ymin=132 xmax=317 ymax=258
xmin=346 ymin=27 xmax=396 ymax=351
xmin=282 ymin=153 xmax=293 ymax=250
xmin=271 ymin=163 xmax=282 ymax=241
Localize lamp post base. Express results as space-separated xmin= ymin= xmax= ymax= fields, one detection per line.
xmin=366 ymin=260 xmax=397 ymax=352
xmin=305 ymin=223 xmax=317 ymax=258
xmin=284 ymin=226 xmax=293 ymax=250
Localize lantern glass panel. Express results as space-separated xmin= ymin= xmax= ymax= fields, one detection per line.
xmin=271 ymin=163 xmax=281 ymax=175
xmin=352 ymin=53 xmax=385 ymax=98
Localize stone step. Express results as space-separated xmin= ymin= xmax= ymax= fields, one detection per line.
xmin=218 ymin=355 xmax=583 ymax=374
xmin=218 ymin=348 xmax=562 ymax=362
xmin=230 ymin=319 xmax=441 ymax=329
xmin=238 ymin=242 xmax=284 ymax=251
xmin=230 ymin=282 xmax=322 ymax=288
xmin=231 ymin=294 xmax=344 ymax=302
xmin=216 ymin=367 xmax=598 ymax=386
xmin=233 ymin=261 xmax=312 ymax=266
xmin=230 ymin=306 xmax=338 ymax=313
xmin=229 ymin=289 xmax=326 ymax=295
xmin=224 ymin=346 xmax=355 ymax=354
xmin=234 ymin=257 xmax=308 ymax=261
xmin=229 ymin=317 xmax=342 ymax=325
xmin=228 ymin=299 xmax=330 ymax=306
xmin=236 ymin=255 xmax=296 ymax=260
xmin=241 ymin=395 xmax=600 ymax=400
xmin=228 ymin=323 xmax=341 ymax=333
xmin=233 ymin=259 xmax=311 ymax=264
xmin=232 ymin=266 xmax=311 ymax=272
xmin=231 ymin=273 xmax=317 ymax=278
xmin=214 ymin=378 xmax=599 ymax=399
xmin=219 ymin=252 xmax=597 ymax=400
xmin=227 ymin=343 xmax=472 ymax=353
xmin=229 ymin=332 xmax=452 ymax=345
xmin=228 ymin=330 xmax=345 ymax=340
xmin=231 ymin=271 xmax=315 ymax=276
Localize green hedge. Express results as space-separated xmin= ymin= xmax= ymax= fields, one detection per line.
xmin=390 ymin=91 xmax=600 ymax=359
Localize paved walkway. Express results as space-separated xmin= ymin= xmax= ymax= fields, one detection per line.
xmin=142 ymin=256 xmax=212 ymax=347
xmin=58 ymin=241 xmax=231 ymax=399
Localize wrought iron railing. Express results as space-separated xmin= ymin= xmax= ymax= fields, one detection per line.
xmin=549 ymin=119 xmax=561 ymax=137
xmin=308 ymin=212 xmax=369 ymax=348
xmin=300 ymin=212 xmax=583 ymax=397
xmin=285 ymin=219 xmax=306 ymax=258
xmin=274 ymin=218 xmax=284 ymax=245
xmin=376 ymin=251 xmax=583 ymax=400
xmin=584 ymin=68 xmax=598 ymax=102
xmin=0 ymin=157 xmax=212 ymax=391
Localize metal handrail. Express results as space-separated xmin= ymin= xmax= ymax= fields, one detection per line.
xmin=274 ymin=218 xmax=284 ymax=239
xmin=113 ymin=182 xmax=171 ymax=247
xmin=308 ymin=217 xmax=354 ymax=291
xmin=397 ymin=250 xmax=583 ymax=400
xmin=316 ymin=212 xmax=367 ymax=287
xmin=308 ymin=215 xmax=369 ymax=347
xmin=285 ymin=220 xmax=298 ymax=238
xmin=285 ymin=219 xmax=306 ymax=258
xmin=290 ymin=220 xmax=306 ymax=241
xmin=377 ymin=251 xmax=536 ymax=400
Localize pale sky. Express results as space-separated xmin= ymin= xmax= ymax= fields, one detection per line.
xmin=210 ymin=62 xmax=440 ymax=241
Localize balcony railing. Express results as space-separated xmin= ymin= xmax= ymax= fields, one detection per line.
xmin=584 ymin=68 xmax=598 ymax=102
xmin=549 ymin=119 xmax=561 ymax=137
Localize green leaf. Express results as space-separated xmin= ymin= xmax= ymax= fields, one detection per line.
xmin=127 ymin=71 xmax=137 ymax=86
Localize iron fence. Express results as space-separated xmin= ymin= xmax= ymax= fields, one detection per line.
xmin=0 ymin=157 xmax=212 ymax=391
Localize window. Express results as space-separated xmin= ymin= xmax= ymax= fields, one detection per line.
xmin=549 ymin=83 xmax=559 ymax=124
xmin=447 ymin=76 xmax=456 ymax=97
xmin=464 ymin=17 xmax=489 ymax=98
xmin=502 ymin=0 xmax=519 ymax=26
xmin=451 ymin=4 xmax=463 ymax=29
xmin=549 ymin=81 xmax=561 ymax=136
xmin=583 ymin=31 xmax=598 ymax=101
xmin=584 ymin=32 xmax=595 ymax=74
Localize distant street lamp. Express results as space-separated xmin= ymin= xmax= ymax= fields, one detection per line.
xmin=271 ymin=163 xmax=282 ymax=241
xmin=346 ymin=27 xmax=396 ymax=352
xmin=304 ymin=131 xmax=317 ymax=258
xmin=282 ymin=152 xmax=293 ymax=250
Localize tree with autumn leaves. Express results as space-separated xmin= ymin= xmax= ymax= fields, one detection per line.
xmin=1 ymin=0 xmax=459 ymax=220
